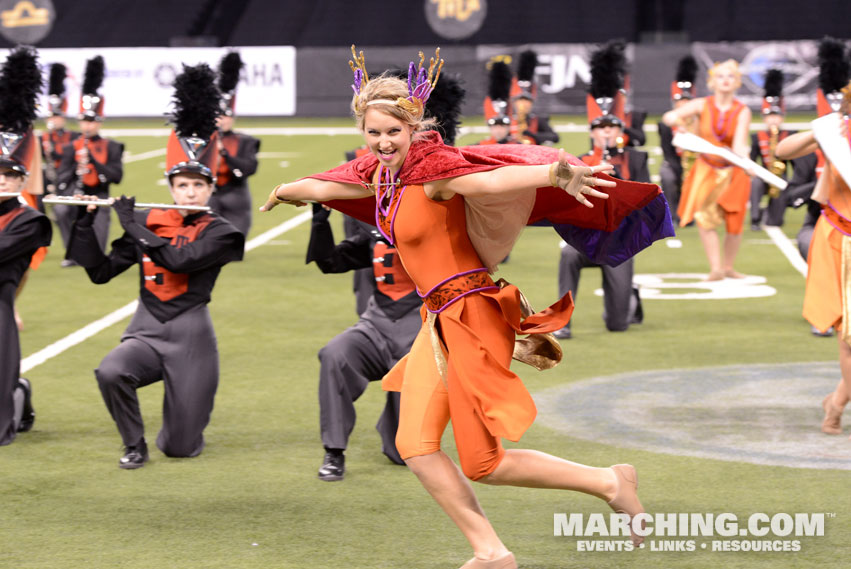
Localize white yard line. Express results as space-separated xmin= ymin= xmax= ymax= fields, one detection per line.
xmin=20 ymin=210 xmax=312 ymax=373
xmin=763 ymin=225 xmax=808 ymax=278
xmin=122 ymin=148 xmax=167 ymax=163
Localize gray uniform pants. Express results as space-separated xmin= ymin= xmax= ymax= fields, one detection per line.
xmin=54 ymin=204 xmax=109 ymax=252
xmin=659 ymin=161 xmax=681 ymax=224
xmin=318 ymin=297 xmax=420 ymax=464
xmin=558 ymin=243 xmax=635 ymax=332
xmin=95 ymin=302 xmax=218 ymax=457
xmin=0 ymin=285 xmax=22 ymax=445
xmin=209 ymin=185 xmax=252 ymax=236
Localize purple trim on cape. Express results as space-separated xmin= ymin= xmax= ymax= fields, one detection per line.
xmin=426 ymin=286 xmax=501 ymax=314
xmin=547 ymin=193 xmax=676 ymax=266
xmin=823 ymin=202 xmax=851 ymax=237
xmin=374 ymin=184 xmax=408 ymax=245
xmin=418 ymin=267 xmax=489 ymax=298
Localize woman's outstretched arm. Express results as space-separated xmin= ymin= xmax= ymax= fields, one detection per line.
xmin=776 ymin=131 xmax=818 ymax=161
xmin=429 ymin=149 xmax=615 ymax=207
xmin=259 ymin=178 xmax=373 ymax=211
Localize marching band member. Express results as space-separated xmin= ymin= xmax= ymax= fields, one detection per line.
xmin=749 ymin=69 xmax=795 ymax=229
xmin=479 ymin=59 xmax=516 ymax=145
xmin=509 ymin=50 xmax=558 ymax=146
xmin=56 ymin=56 xmax=124 ymax=258
xmin=0 ymin=47 xmax=52 ymax=446
xmin=211 ymin=51 xmax=260 ymax=236
xmin=658 ymin=55 xmax=698 ymax=223
xmin=42 ymin=63 xmax=79 ymax=197
xmin=663 ymin=58 xmax=752 ymax=280
xmin=554 ymin=42 xmax=648 ymax=339
xmin=65 ymin=64 xmax=244 ymax=468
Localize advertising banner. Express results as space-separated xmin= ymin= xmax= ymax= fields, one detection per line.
xmin=10 ymin=46 xmax=296 ymax=117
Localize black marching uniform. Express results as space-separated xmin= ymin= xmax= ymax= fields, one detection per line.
xmin=67 ymin=204 xmax=243 ymax=457
xmin=657 ymin=120 xmax=684 ymax=223
xmin=210 ymin=130 xmax=259 ymax=235
xmin=749 ymin=128 xmax=795 ymax=227
xmin=306 ymin=205 xmax=422 ymax=467
xmin=55 ymin=135 xmax=123 ymax=250
xmin=0 ymin=199 xmax=51 ymax=445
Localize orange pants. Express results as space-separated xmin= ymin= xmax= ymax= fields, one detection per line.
xmin=393 ymin=299 xmax=517 ymax=481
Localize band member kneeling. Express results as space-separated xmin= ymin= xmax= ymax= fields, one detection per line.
xmin=65 ymin=64 xmax=243 ymax=468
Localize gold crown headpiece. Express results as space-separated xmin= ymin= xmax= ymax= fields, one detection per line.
xmin=349 ymin=45 xmax=444 ymax=116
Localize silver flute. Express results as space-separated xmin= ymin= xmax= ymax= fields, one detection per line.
xmin=43 ymin=195 xmax=210 ymax=211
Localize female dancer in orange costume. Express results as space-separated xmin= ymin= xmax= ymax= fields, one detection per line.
xmin=663 ymin=59 xmax=752 ymax=280
xmin=776 ymin=86 xmax=851 ymax=440
xmin=262 ymin=48 xmax=674 ymax=568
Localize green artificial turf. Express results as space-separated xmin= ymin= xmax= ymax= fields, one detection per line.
xmin=3 ymin=117 xmax=847 ymax=569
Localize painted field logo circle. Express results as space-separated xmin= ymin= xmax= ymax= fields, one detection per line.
xmin=535 ymin=362 xmax=849 ymax=470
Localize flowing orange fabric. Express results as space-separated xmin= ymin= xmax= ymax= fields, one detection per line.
xmin=381 ymin=185 xmax=572 ymax=447
xmin=678 ymin=96 xmax=750 ymax=232
xmin=804 ymin=163 xmax=851 ymax=334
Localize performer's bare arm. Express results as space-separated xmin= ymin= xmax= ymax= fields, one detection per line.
xmin=776 ymin=131 xmax=818 ymax=160
xmin=428 ymin=149 xmax=615 ymax=208
xmin=662 ymin=98 xmax=705 ymax=127
xmin=259 ymin=178 xmax=372 ymax=211
xmin=732 ymin=105 xmax=752 ymax=158
xmin=811 ymin=161 xmax=831 ymax=204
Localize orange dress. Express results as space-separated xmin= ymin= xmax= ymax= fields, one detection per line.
xmin=378 ymin=183 xmax=572 ymax=479
xmin=803 ymin=164 xmax=851 ymax=335
xmin=678 ymin=96 xmax=751 ymax=233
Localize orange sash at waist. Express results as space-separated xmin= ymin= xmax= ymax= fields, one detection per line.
xmin=419 ymin=268 xmax=499 ymax=313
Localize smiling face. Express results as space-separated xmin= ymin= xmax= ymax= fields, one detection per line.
xmin=0 ymin=167 xmax=26 ymax=201
xmin=168 ymin=172 xmax=214 ymax=215
xmin=363 ymin=107 xmax=415 ymax=174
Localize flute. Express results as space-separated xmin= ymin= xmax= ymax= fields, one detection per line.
xmin=43 ymin=196 xmax=210 ymax=212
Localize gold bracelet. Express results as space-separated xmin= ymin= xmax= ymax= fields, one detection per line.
xmin=548 ymin=162 xmax=559 ymax=187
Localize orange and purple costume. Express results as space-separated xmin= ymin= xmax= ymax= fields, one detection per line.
xmin=309 ymin=132 xmax=673 ymax=479
xmin=678 ymin=96 xmax=750 ymax=233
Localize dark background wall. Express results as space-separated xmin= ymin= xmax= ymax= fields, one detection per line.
xmin=3 ymin=0 xmax=847 ymax=48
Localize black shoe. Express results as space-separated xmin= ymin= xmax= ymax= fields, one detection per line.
xmin=630 ymin=286 xmax=644 ymax=325
xmin=553 ymin=326 xmax=572 ymax=340
xmin=16 ymin=378 xmax=34 ymax=432
xmin=811 ymin=325 xmax=835 ymax=337
xmin=119 ymin=439 xmax=149 ymax=469
xmin=60 ymin=259 xmax=78 ymax=268
xmin=750 ymin=223 xmax=761 ymax=232
xmin=318 ymin=451 xmax=345 ymax=481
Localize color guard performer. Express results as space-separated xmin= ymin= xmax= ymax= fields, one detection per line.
xmin=554 ymin=42 xmax=648 ymax=339
xmin=657 ymin=55 xmax=698 ymax=223
xmin=65 ymin=64 xmax=244 ymax=468
xmin=0 ymin=47 xmax=52 ymax=446
xmin=663 ymin=58 xmax=752 ymax=280
xmin=56 ymin=56 xmax=124 ymax=257
xmin=749 ymin=69 xmax=795 ymax=229
xmin=210 ymin=51 xmax=260 ymax=236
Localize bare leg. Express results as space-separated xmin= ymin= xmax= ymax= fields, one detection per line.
xmin=699 ymin=227 xmax=723 ymax=280
xmin=406 ymin=451 xmax=510 ymax=560
xmin=834 ymin=338 xmax=851 ymax=409
xmin=722 ymin=233 xmax=744 ymax=277
xmin=479 ymin=449 xmax=617 ymax=499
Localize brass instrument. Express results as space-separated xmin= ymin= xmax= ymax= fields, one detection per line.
xmin=766 ymin=125 xmax=786 ymax=198
xmin=73 ymin=138 xmax=91 ymax=195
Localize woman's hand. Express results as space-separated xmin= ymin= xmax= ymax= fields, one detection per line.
xmin=550 ymin=149 xmax=615 ymax=208
xmin=259 ymin=185 xmax=307 ymax=212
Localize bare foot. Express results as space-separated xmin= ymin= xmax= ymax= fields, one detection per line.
xmin=723 ymin=269 xmax=745 ymax=279
xmin=705 ymin=270 xmax=724 ymax=281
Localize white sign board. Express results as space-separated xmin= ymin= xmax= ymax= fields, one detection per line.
xmin=14 ymin=46 xmax=296 ymax=117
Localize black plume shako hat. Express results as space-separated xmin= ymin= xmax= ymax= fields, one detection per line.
xmin=217 ymin=51 xmax=243 ymax=117
xmin=165 ymin=63 xmax=221 ymax=182
xmin=79 ymin=55 xmax=105 ymax=121
xmin=587 ymin=41 xmax=626 ymax=129
xmin=761 ymin=69 xmax=785 ymax=116
xmin=47 ymin=62 xmax=68 ymax=116
xmin=512 ymin=50 xmax=538 ymax=101
xmin=671 ymin=55 xmax=697 ymax=101
xmin=0 ymin=46 xmax=42 ymax=175
xmin=485 ymin=60 xmax=512 ymax=126
xmin=816 ymin=37 xmax=850 ymax=116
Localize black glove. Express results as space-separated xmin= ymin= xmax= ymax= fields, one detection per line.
xmin=311 ymin=202 xmax=331 ymax=223
xmin=112 ymin=195 xmax=136 ymax=228
xmin=74 ymin=203 xmax=96 ymax=227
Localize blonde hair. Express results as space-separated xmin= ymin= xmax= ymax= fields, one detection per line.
xmin=707 ymin=59 xmax=742 ymax=91
xmin=841 ymin=81 xmax=851 ymax=115
xmin=351 ymin=74 xmax=437 ymax=133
